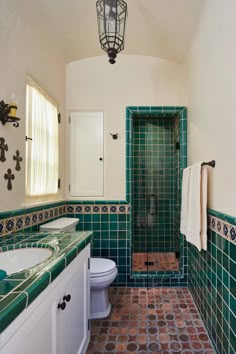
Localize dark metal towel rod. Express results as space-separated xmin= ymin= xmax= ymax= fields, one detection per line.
xmin=201 ymin=160 xmax=216 ymax=168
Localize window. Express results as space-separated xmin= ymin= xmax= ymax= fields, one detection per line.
xmin=26 ymin=78 xmax=59 ymax=197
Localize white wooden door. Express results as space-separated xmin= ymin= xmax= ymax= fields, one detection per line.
xmin=70 ymin=111 xmax=104 ymax=197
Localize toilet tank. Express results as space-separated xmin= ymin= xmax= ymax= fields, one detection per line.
xmin=40 ymin=217 xmax=79 ymax=232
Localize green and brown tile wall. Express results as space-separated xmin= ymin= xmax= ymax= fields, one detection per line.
xmin=188 ymin=209 xmax=236 ymax=354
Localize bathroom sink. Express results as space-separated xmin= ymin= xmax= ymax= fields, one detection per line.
xmin=0 ymin=247 xmax=53 ymax=275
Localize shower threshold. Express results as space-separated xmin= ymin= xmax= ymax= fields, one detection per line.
xmin=132 ymin=252 xmax=179 ymax=272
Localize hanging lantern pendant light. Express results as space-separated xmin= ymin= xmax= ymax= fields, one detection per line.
xmin=96 ymin=0 xmax=128 ymax=64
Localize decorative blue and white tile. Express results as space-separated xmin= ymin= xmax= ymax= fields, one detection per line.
xmin=67 ymin=205 xmax=74 ymax=214
xmin=93 ymin=205 xmax=100 ymax=213
xmin=38 ymin=213 xmax=44 ymax=222
xmin=24 ymin=214 xmax=32 ymax=227
xmin=67 ymin=203 xmax=130 ymax=215
xmin=32 ymin=214 xmax=38 ymax=223
xmin=110 ymin=205 xmax=117 ymax=213
xmin=0 ymin=204 xmax=68 ymax=237
xmin=101 ymin=205 xmax=109 ymax=213
xmin=15 ymin=217 xmax=24 ymax=230
xmin=84 ymin=205 xmax=92 ymax=213
xmin=5 ymin=219 xmax=15 ymax=233
xmin=75 ymin=205 xmax=83 ymax=213
xmin=0 ymin=221 xmax=5 ymax=236
xmin=229 ymin=226 xmax=236 ymax=241
xmin=208 ymin=215 xmax=236 ymax=245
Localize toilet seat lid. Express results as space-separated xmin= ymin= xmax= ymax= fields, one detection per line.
xmin=90 ymin=258 xmax=116 ymax=277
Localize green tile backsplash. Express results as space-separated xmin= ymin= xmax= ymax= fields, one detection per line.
xmin=188 ymin=209 xmax=236 ymax=354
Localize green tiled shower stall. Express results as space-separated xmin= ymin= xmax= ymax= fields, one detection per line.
xmin=126 ymin=106 xmax=187 ymax=276
xmin=132 ymin=116 xmax=178 ymax=253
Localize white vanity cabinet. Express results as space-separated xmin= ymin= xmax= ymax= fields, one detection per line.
xmin=0 ymin=244 xmax=90 ymax=354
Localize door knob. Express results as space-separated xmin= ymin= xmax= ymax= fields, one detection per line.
xmin=57 ymin=301 xmax=66 ymax=310
xmin=63 ymin=294 xmax=71 ymax=302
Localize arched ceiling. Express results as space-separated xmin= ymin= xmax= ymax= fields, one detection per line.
xmin=29 ymin=0 xmax=206 ymax=63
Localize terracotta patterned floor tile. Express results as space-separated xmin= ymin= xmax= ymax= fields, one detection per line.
xmin=133 ymin=252 xmax=180 ymax=271
xmin=86 ymin=287 xmax=215 ymax=353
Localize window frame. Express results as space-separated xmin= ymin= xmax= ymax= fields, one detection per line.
xmin=25 ymin=77 xmax=59 ymax=201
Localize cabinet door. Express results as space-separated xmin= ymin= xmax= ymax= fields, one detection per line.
xmin=70 ymin=111 xmax=104 ymax=197
xmin=57 ymin=246 xmax=90 ymax=354
xmin=0 ymin=293 xmax=58 ymax=354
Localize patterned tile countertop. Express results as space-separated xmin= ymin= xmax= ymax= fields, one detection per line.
xmin=0 ymin=230 xmax=92 ymax=333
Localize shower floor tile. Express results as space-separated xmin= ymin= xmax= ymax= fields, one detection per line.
xmin=132 ymin=252 xmax=179 ymax=272
xmin=86 ymin=287 xmax=215 ymax=353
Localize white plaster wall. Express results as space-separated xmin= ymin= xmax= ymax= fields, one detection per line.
xmin=66 ymin=55 xmax=187 ymax=200
xmin=187 ymin=0 xmax=236 ymax=216
xmin=0 ymin=0 xmax=66 ymax=212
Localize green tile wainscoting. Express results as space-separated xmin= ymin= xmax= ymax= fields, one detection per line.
xmin=188 ymin=209 xmax=236 ymax=354
xmin=66 ymin=201 xmax=188 ymax=287
xmin=0 ymin=200 xmax=187 ymax=287
xmin=0 ymin=201 xmax=236 ymax=353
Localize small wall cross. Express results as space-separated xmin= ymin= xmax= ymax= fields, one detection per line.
xmin=0 ymin=137 xmax=8 ymax=162
xmin=4 ymin=168 xmax=15 ymax=190
xmin=13 ymin=150 xmax=23 ymax=171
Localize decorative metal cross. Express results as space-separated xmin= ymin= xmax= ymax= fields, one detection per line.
xmin=4 ymin=168 xmax=15 ymax=190
xmin=0 ymin=137 xmax=8 ymax=162
xmin=13 ymin=150 xmax=23 ymax=171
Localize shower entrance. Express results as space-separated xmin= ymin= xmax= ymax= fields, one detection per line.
xmin=126 ymin=106 xmax=187 ymax=278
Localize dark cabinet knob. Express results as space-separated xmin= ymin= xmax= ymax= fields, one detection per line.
xmin=99 ymin=157 xmax=103 ymax=161
xmin=63 ymin=294 xmax=71 ymax=302
xmin=58 ymin=301 xmax=66 ymax=310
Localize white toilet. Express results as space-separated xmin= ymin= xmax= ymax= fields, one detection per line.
xmin=40 ymin=217 xmax=118 ymax=319
xmin=40 ymin=217 xmax=80 ymax=232
xmin=90 ymin=257 xmax=118 ymax=319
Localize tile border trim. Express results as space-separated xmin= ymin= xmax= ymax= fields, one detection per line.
xmin=67 ymin=203 xmax=130 ymax=215
xmin=208 ymin=208 xmax=236 ymax=245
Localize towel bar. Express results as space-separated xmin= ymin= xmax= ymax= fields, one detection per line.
xmin=201 ymin=160 xmax=215 ymax=168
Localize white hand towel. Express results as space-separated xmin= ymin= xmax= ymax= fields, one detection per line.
xmin=186 ymin=163 xmax=202 ymax=251
xmin=200 ymin=165 xmax=208 ymax=250
xmin=180 ymin=167 xmax=191 ymax=235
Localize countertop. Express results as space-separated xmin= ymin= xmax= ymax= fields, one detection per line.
xmin=0 ymin=230 xmax=92 ymax=333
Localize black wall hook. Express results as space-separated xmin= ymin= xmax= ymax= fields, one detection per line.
xmin=110 ymin=133 xmax=118 ymax=140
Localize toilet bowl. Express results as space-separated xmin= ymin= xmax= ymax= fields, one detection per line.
xmin=90 ymin=258 xmax=118 ymax=319
xmin=40 ymin=217 xmax=118 ymax=320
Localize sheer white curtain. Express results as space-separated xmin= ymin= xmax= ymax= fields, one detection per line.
xmin=26 ymin=80 xmax=59 ymax=197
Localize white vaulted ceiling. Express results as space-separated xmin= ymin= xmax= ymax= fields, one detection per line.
xmin=20 ymin=0 xmax=206 ymax=63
